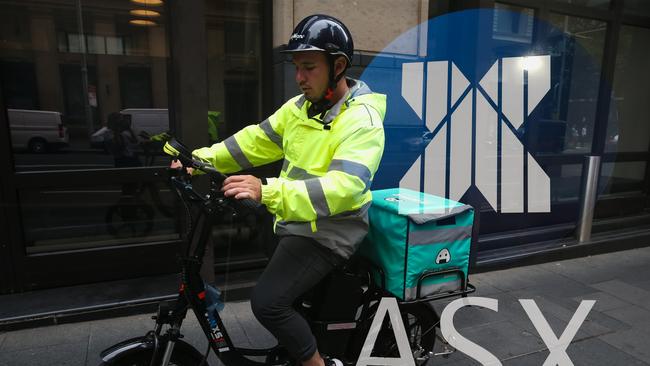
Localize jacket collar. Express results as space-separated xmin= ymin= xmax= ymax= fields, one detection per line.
xmin=293 ymin=78 xmax=373 ymax=124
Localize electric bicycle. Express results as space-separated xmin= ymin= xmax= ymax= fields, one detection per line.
xmin=99 ymin=138 xmax=475 ymax=366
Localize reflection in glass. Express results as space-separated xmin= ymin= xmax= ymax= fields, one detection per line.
xmin=606 ymin=25 xmax=650 ymax=153
xmin=205 ymin=0 xmax=268 ymax=263
xmin=7 ymin=109 xmax=69 ymax=154
xmin=493 ymin=3 xmax=535 ymax=43
xmin=130 ymin=9 xmax=161 ymax=17
xmin=0 ymin=1 xmax=169 ymax=170
xmin=600 ymin=162 xmax=646 ymax=196
xmin=554 ymin=164 xmax=583 ymax=201
xmin=130 ymin=19 xmax=158 ymax=27
xmin=20 ymin=182 xmax=179 ymax=254
xmin=602 ymin=25 xmax=650 ymax=196
xmin=546 ymin=13 xmax=606 ymax=154
xmin=131 ymin=0 xmax=164 ymax=5
xmin=551 ymin=0 xmax=610 ymax=9
xmin=206 ymin=0 xmax=262 ymax=141
xmin=623 ymin=0 xmax=650 ymax=17
xmin=1 ymin=1 xmax=175 ymax=255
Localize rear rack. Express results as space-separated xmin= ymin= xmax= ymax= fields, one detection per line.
xmin=398 ymin=268 xmax=476 ymax=305
xmin=359 ymin=258 xmax=476 ymax=305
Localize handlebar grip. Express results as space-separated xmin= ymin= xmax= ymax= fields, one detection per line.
xmin=166 ymin=167 xmax=183 ymax=177
xmin=237 ymin=198 xmax=261 ymax=211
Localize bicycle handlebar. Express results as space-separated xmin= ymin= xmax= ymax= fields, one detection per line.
xmin=198 ymin=164 xmax=261 ymax=209
xmin=163 ymin=138 xmax=261 ymax=211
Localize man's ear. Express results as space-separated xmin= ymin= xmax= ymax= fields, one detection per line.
xmin=334 ymin=56 xmax=347 ymax=79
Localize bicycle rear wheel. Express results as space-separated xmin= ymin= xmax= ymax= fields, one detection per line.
xmin=372 ymin=302 xmax=438 ymax=365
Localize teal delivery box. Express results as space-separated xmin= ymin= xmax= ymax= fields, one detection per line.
xmin=359 ymin=188 xmax=474 ymax=300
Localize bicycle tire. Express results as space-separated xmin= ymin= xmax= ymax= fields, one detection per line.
xmin=371 ymin=302 xmax=438 ymax=365
xmin=97 ymin=345 xmax=203 ymax=366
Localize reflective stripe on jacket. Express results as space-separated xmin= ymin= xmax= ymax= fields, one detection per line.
xmin=192 ymin=79 xmax=386 ymax=258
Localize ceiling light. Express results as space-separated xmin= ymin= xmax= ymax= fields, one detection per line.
xmin=129 ymin=9 xmax=161 ymax=17
xmin=130 ymin=0 xmax=163 ymax=6
xmin=129 ymin=19 xmax=157 ymax=26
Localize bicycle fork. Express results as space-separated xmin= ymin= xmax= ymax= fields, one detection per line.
xmin=160 ymin=339 xmax=176 ymax=366
xmin=150 ymin=299 xmax=187 ymax=366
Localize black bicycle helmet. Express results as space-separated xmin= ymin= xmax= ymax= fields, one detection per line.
xmin=282 ymin=14 xmax=353 ymax=65
xmin=282 ymin=14 xmax=354 ymax=106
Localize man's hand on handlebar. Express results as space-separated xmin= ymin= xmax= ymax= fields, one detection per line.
xmin=222 ymin=175 xmax=262 ymax=202
xmin=170 ymin=159 xmax=194 ymax=175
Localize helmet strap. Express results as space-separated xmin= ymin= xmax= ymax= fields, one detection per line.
xmin=309 ymin=54 xmax=348 ymax=118
xmin=329 ymin=54 xmax=348 ymax=87
xmin=323 ymin=55 xmax=347 ymax=100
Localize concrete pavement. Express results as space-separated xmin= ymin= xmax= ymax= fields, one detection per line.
xmin=2 ymin=246 xmax=650 ymax=365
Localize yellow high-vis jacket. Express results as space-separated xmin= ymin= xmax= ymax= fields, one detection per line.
xmin=193 ymin=79 xmax=386 ymax=258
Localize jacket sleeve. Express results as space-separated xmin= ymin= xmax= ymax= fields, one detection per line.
xmin=261 ymin=111 xmax=384 ymax=222
xmin=192 ymin=112 xmax=284 ymax=173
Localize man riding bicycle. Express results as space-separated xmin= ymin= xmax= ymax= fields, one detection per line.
xmin=172 ymin=14 xmax=385 ymax=366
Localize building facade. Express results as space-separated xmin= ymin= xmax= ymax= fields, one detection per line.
xmin=1 ymin=0 xmax=649 ymax=294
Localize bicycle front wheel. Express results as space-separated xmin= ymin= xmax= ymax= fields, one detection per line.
xmin=98 ymin=345 xmax=203 ymax=366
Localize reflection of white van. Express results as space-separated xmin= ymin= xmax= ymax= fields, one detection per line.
xmin=8 ymin=109 xmax=69 ymax=153
xmin=90 ymin=108 xmax=169 ymax=148
xmin=120 ymin=108 xmax=169 ymax=137
xmin=90 ymin=108 xmax=170 ymax=147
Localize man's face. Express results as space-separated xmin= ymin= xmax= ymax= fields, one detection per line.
xmin=292 ymin=51 xmax=329 ymax=102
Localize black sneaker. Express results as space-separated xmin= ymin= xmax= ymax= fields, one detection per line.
xmin=324 ymin=357 xmax=343 ymax=366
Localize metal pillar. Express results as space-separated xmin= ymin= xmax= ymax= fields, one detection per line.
xmin=576 ymin=156 xmax=601 ymax=243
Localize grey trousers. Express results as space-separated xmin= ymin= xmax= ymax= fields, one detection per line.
xmin=250 ymin=235 xmax=344 ymax=361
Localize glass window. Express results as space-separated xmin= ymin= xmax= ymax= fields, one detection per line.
xmin=206 ymin=0 xmax=262 ymax=143
xmin=623 ymin=0 xmax=650 ymax=17
xmin=605 ymin=25 xmax=650 ymax=153
xmin=20 ymin=182 xmax=179 ymax=253
xmin=1 ymin=1 xmax=175 ymax=252
xmin=545 ymin=13 xmax=607 ymax=155
xmin=600 ymin=162 xmax=646 ymax=196
xmin=554 ymin=164 xmax=583 ymax=202
xmin=505 ymin=13 xmax=608 ymax=208
xmin=551 ymin=0 xmax=610 ymax=9
xmin=493 ymin=3 xmax=535 ymax=43
xmin=205 ymin=0 xmax=268 ymax=263
xmin=0 ymin=1 xmax=170 ymax=170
